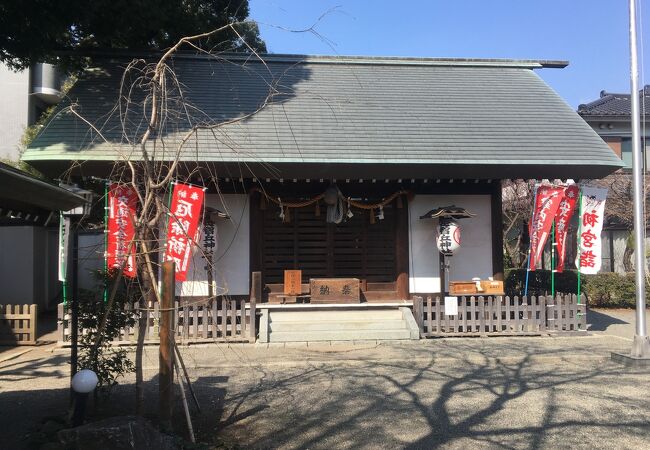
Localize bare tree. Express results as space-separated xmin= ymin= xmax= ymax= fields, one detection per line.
xmin=595 ymin=172 xmax=650 ymax=271
xmin=58 ymin=21 xmax=280 ymax=413
xmin=502 ymin=179 xmax=536 ymax=269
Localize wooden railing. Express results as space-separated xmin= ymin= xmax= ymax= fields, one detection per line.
xmin=58 ymin=298 xmax=256 ymax=345
xmin=412 ymin=294 xmax=587 ymax=337
xmin=1 ymin=304 xmax=37 ymax=345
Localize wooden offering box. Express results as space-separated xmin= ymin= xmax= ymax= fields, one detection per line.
xmin=480 ymin=280 xmax=504 ymax=295
xmin=310 ymin=278 xmax=360 ymax=304
xmin=449 ymin=280 xmax=504 ymax=296
xmin=449 ymin=281 xmax=478 ymax=296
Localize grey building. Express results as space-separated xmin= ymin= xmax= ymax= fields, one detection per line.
xmin=0 ymin=63 xmax=64 ymax=161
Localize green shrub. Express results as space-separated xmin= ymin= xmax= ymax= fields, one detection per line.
xmin=504 ymin=269 xmax=579 ymax=297
xmin=582 ymin=272 xmax=644 ymax=308
xmin=76 ymin=280 xmax=136 ymax=397
xmin=504 ymin=269 xmax=644 ymax=308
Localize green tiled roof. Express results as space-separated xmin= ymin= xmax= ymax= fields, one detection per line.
xmin=23 ymin=54 xmax=623 ymax=179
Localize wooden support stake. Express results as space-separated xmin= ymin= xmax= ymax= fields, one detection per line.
xmin=174 ymin=360 xmax=196 ymax=443
xmin=174 ymin=342 xmax=201 ymax=412
xmin=159 ymin=261 xmax=175 ymax=430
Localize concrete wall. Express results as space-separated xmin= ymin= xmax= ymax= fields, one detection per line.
xmin=78 ymin=232 xmax=105 ymax=291
xmin=0 ymin=226 xmax=60 ymax=308
xmin=408 ymin=195 xmax=493 ymax=293
xmin=0 ymin=65 xmax=29 ymax=161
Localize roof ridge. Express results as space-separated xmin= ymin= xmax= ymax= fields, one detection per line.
xmin=83 ymin=51 xmax=568 ymax=69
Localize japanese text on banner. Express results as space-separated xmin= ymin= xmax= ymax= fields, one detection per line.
xmin=164 ymin=183 xmax=204 ymax=281
xmin=529 ymin=185 xmax=565 ymax=271
xmin=575 ymin=187 xmax=607 ymax=274
xmin=107 ymin=184 xmax=138 ymax=277
xmin=554 ymin=184 xmax=579 ymax=273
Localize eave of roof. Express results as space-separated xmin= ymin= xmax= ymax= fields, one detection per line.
xmin=0 ymin=162 xmax=86 ymax=212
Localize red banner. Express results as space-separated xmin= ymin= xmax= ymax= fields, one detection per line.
xmin=554 ymin=185 xmax=579 ymax=273
xmin=107 ymin=184 xmax=138 ymax=277
xmin=529 ymin=185 xmax=565 ymax=271
xmin=164 ymin=183 xmax=205 ymax=281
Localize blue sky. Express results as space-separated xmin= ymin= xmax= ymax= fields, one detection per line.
xmin=249 ymin=0 xmax=650 ymax=108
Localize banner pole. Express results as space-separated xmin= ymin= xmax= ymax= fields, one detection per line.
xmin=525 ymin=186 xmax=540 ymax=297
xmin=577 ymin=190 xmax=582 ymax=302
xmin=551 ymin=220 xmax=555 ymax=297
xmin=103 ymin=182 xmax=109 ymax=303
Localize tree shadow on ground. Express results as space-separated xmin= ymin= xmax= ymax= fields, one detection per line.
xmin=587 ymin=309 xmax=629 ymax=331
xmin=211 ymin=342 xmax=650 ymax=449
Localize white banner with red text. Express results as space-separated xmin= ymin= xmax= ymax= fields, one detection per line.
xmin=575 ymin=186 xmax=608 ymax=274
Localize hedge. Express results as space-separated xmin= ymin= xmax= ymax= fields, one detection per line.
xmin=504 ymin=269 xmax=645 ymax=308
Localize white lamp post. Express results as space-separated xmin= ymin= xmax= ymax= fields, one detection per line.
xmin=71 ymin=369 xmax=98 ymax=426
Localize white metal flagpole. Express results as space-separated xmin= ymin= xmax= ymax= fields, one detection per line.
xmin=624 ymin=0 xmax=650 ymax=360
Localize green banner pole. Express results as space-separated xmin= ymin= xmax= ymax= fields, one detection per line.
xmin=577 ymin=190 xmax=583 ymax=303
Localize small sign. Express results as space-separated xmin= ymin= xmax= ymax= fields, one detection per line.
xmin=445 ymin=296 xmax=458 ymax=315
xmin=284 ymin=270 xmax=302 ymax=295
xmin=310 ymin=278 xmax=360 ymax=303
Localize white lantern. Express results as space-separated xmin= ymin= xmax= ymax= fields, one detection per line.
xmin=71 ymin=369 xmax=98 ymax=394
xmin=436 ymin=219 xmax=461 ymax=255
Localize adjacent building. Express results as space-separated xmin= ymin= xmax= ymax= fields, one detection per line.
xmin=578 ymin=86 xmax=650 ymax=272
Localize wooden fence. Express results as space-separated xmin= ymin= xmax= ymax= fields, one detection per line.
xmin=1 ymin=304 xmax=37 ymax=345
xmin=412 ymin=294 xmax=587 ymax=337
xmin=58 ymin=298 xmax=256 ymax=345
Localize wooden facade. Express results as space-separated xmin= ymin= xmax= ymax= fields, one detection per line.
xmin=246 ymin=179 xmax=504 ymax=303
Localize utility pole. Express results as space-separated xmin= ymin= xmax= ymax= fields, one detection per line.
xmin=613 ymin=0 xmax=650 ymax=365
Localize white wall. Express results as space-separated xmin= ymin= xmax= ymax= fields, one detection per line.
xmin=177 ymin=193 xmax=250 ymax=296
xmin=408 ymin=195 xmax=493 ymax=293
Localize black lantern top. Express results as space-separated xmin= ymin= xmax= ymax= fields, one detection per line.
xmin=419 ymin=205 xmax=475 ymax=220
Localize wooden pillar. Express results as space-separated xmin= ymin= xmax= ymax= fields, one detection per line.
xmin=395 ymin=198 xmax=410 ymax=300
xmin=249 ymin=191 xmax=263 ymax=282
xmin=159 ymin=261 xmax=175 ymax=429
xmin=250 ymin=271 xmax=261 ymax=341
xmin=491 ymin=180 xmax=505 ymax=281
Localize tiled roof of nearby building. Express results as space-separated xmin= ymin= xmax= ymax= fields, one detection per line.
xmin=0 ymin=162 xmax=85 ymax=222
xmin=578 ymin=85 xmax=650 ymax=117
xmin=23 ymin=53 xmax=622 ymax=179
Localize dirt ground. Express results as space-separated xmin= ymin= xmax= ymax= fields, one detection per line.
xmin=1 ymin=308 xmax=649 ymax=449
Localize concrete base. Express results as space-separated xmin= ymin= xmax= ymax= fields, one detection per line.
xmin=262 ymin=307 xmax=419 ymax=343
xmin=611 ymin=334 xmax=650 ymax=368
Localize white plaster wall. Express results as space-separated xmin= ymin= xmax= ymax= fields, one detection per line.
xmin=408 ymin=195 xmax=493 ymax=293
xmin=177 ymin=194 xmax=250 ymax=296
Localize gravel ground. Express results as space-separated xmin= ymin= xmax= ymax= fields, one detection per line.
xmin=1 ymin=310 xmax=649 ymax=449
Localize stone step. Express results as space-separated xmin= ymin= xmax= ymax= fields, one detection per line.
xmin=268 ymin=309 xmax=403 ymax=322
xmin=268 ymin=328 xmax=413 ymax=342
xmin=270 ymin=319 xmax=407 ymax=332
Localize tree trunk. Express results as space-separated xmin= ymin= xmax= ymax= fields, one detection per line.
xmin=624 ymin=245 xmax=634 ymax=272
xmin=135 ymin=228 xmax=157 ymax=415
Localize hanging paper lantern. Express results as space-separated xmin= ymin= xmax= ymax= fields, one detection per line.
xmin=436 ymin=219 xmax=461 ymax=255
